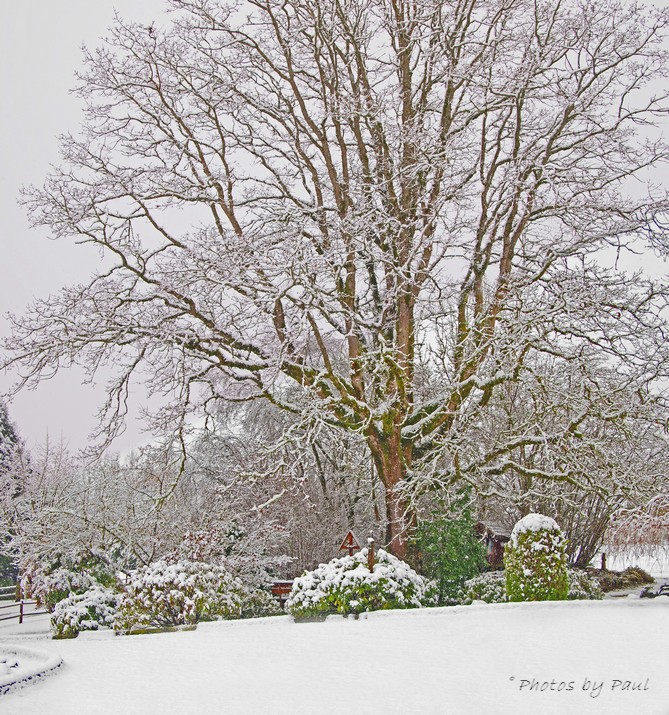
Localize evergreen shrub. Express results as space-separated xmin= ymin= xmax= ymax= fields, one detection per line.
xmin=412 ymin=506 xmax=487 ymax=604
xmin=286 ymin=547 xmax=436 ymax=619
xmin=567 ymin=569 xmax=603 ymax=600
xmin=51 ymin=586 xmax=120 ymax=638
xmin=504 ymin=514 xmax=569 ymax=602
xmin=458 ymin=571 xmax=508 ymax=604
xmin=114 ymin=560 xmax=244 ymax=631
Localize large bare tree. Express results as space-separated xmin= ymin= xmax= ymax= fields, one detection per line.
xmin=4 ymin=0 xmax=669 ymax=556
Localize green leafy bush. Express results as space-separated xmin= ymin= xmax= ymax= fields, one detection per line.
xmin=239 ymin=587 xmax=283 ymax=619
xmin=567 ymin=569 xmax=603 ymax=600
xmin=114 ymin=560 xmax=244 ymax=631
xmin=51 ymin=586 xmax=121 ymax=638
xmin=23 ymin=565 xmax=98 ymax=612
xmin=412 ymin=506 xmax=487 ymax=604
xmin=458 ymin=571 xmax=508 ymax=604
xmin=286 ymin=548 xmax=437 ymax=619
xmin=505 ymin=514 xmax=569 ymax=602
xmin=458 ymin=566 xmax=602 ymax=605
xmin=21 ymin=552 xmax=117 ymax=611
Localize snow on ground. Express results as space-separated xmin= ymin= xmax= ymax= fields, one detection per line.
xmin=1 ymin=599 xmax=667 ymax=715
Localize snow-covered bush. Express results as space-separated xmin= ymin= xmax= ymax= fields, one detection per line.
xmin=458 ymin=566 xmax=601 ymax=605
xmin=22 ymin=565 xmax=98 ymax=612
xmin=286 ymin=547 xmax=436 ymax=619
xmin=458 ymin=571 xmax=508 ymax=604
xmin=238 ymin=588 xmax=283 ymax=619
xmin=114 ymin=560 xmax=244 ymax=630
xmin=51 ymin=586 xmax=121 ymax=638
xmin=504 ymin=514 xmax=568 ymax=602
xmin=567 ymin=569 xmax=603 ymax=600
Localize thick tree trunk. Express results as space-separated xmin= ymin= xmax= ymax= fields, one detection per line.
xmin=367 ymin=428 xmax=414 ymax=560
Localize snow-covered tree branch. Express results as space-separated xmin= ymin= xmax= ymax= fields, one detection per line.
xmin=3 ymin=0 xmax=669 ymax=555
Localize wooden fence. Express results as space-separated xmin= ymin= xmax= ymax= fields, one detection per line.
xmin=0 ymin=590 xmax=47 ymax=624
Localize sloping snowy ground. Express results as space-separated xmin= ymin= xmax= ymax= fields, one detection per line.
xmin=1 ymin=599 xmax=667 ymax=715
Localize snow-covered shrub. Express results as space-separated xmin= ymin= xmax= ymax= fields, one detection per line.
xmin=457 ymin=566 xmax=601 ymax=604
xmin=22 ymin=565 xmax=98 ymax=612
xmin=51 ymin=586 xmax=121 ymax=638
xmin=239 ymin=587 xmax=283 ymax=619
xmin=567 ymin=569 xmax=603 ymax=600
xmin=286 ymin=548 xmax=437 ymax=619
xmin=458 ymin=571 xmax=508 ymax=605
xmin=114 ymin=560 xmax=244 ymax=630
xmin=504 ymin=514 xmax=569 ymax=602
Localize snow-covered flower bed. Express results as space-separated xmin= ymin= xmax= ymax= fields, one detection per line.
xmin=286 ymin=547 xmax=436 ymax=619
xmin=51 ymin=586 xmax=121 ymax=638
xmin=114 ymin=560 xmax=245 ymax=631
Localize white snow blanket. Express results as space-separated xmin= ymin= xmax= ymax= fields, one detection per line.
xmin=1 ymin=598 xmax=667 ymax=714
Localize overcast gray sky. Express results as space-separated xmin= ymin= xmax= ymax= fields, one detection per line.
xmin=0 ymin=1 xmax=166 ymax=452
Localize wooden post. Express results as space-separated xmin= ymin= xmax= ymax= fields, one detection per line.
xmin=367 ymin=537 xmax=375 ymax=572
xmin=601 ymin=552 xmax=606 ymax=571
xmin=19 ymin=599 xmax=24 ymax=624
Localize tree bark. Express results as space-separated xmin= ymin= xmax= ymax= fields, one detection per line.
xmin=367 ymin=428 xmax=414 ymax=559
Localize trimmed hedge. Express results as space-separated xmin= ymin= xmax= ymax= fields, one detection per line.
xmin=504 ymin=514 xmax=569 ymax=602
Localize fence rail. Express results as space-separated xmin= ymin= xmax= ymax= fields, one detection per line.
xmin=0 ymin=599 xmax=47 ymax=624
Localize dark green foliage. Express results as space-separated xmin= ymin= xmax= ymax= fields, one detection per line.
xmin=0 ymin=555 xmax=17 ymax=588
xmin=412 ymin=505 xmax=487 ymax=604
xmin=567 ymin=569 xmax=603 ymax=600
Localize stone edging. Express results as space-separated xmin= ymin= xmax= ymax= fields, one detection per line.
xmin=0 ymin=645 xmax=63 ymax=695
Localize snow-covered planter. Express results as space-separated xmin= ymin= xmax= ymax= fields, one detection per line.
xmin=286 ymin=548 xmax=436 ymax=619
xmin=458 ymin=571 xmax=508 ymax=604
xmin=114 ymin=560 xmax=244 ymax=631
xmin=51 ymin=586 xmax=121 ymax=639
xmin=504 ymin=514 xmax=569 ymax=602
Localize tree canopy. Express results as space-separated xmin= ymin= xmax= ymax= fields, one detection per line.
xmin=3 ymin=0 xmax=669 ymax=555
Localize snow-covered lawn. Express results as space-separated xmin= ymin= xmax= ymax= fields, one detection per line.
xmin=1 ymin=598 xmax=667 ymax=715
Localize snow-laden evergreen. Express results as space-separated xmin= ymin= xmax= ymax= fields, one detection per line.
xmin=287 ymin=547 xmax=436 ymax=618
xmin=505 ymin=514 xmax=569 ymax=601
xmin=51 ymin=587 xmax=120 ymax=638
xmin=115 ymin=560 xmax=245 ymax=630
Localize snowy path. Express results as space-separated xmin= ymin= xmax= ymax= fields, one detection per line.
xmin=2 ymin=599 xmax=668 ymax=715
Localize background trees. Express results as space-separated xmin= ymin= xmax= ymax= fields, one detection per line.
xmin=3 ymin=0 xmax=669 ymax=554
